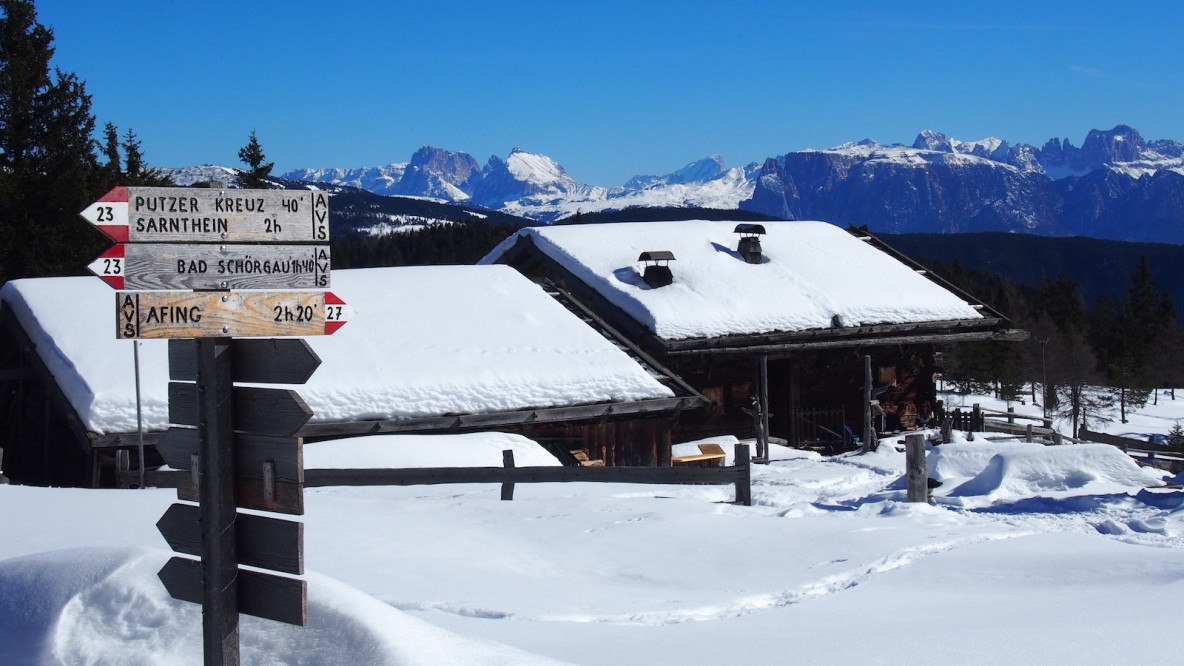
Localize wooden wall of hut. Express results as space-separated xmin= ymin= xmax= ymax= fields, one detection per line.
xmin=666 ymin=344 xmax=942 ymax=451
xmin=665 ymin=355 xmax=762 ymax=443
xmin=0 ymin=311 xmax=94 ymax=487
xmin=529 ymin=416 xmax=674 ymax=467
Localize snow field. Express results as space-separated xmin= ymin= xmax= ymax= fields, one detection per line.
xmin=3 ymin=422 xmax=1184 ymax=665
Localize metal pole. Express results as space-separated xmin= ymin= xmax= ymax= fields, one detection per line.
xmin=759 ymin=355 xmax=770 ymax=462
xmin=1040 ymin=339 xmax=1048 ymax=419
xmin=134 ymin=340 xmax=145 ymax=488
xmin=197 ymin=337 xmax=239 ymax=666
xmin=862 ymin=355 xmax=872 ymax=452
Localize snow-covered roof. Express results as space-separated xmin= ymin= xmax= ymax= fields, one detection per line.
xmin=0 ymin=265 xmax=675 ymax=435
xmin=482 ymin=220 xmax=984 ymax=341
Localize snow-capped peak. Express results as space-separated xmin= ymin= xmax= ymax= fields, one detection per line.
xmin=505 ymin=148 xmax=568 ymax=186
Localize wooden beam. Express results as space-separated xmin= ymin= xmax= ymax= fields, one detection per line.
xmin=297 ymin=396 xmax=702 ymax=440
xmin=664 ymin=328 xmax=1028 ymax=356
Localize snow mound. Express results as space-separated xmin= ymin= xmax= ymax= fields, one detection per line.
xmin=304 ymin=432 xmax=561 ymax=469
xmin=0 ymin=547 xmax=567 ymax=666
xmin=946 ymin=444 xmax=1163 ymax=500
xmin=928 ymin=441 xmax=1048 ymax=483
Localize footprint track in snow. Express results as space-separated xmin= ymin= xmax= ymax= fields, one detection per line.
xmin=394 ymin=531 xmax=1028 ymax=626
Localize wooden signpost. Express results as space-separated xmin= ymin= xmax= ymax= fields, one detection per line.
xmin=116 ymin=290 xmax=349 ymax=339
xmin=89 ymin=243 xmax=331 ymax=290
xmin=81 ymin=186 xmax=330 ymax=243
xmin=80 ymin=185 xmax=342 ymax=666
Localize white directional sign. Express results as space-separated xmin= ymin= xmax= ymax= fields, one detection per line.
xmin=81 ymin=186 xmax=330 ymax=243
xmin=88 ymin=244 xmax=330 ymax=290
xmin=117 ymin=290 xmax=351 ymax=339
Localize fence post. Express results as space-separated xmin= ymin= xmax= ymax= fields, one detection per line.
xmin=501 ymin=449 xmax=515 ymax=501
xmin=734 ymin=443 xmax=752 ymax=506
xmin=116 ymin=449 xmax=130 ymax=488
xmin=862 ymin=355 xmax=872 ymax=453
xmin=758 ymin=355 xmax=770 ymax=462
xmin=906 ymin=433 xmax=928 ymax=503
xmin=1025 ymin=423 xmax=1033 ymax=443
xmin=972 ymin=404 xmax=983 ymax=432
xmin=1007 ymin=406 xmax=1015 ymax=424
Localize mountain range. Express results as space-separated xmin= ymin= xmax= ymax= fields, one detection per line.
xmin=170 ymin=124 xmax=1184 ymax=244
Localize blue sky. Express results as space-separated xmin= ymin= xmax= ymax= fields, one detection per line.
xmin=35 ymin=0 xmax=1184 ymax=186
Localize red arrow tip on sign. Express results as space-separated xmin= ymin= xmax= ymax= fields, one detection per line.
xmin=324 ymin=291 xmax=350 ymax=334
xmin=99 ymin=186 xmax=129 ymax=202
xmin=87 ymin=245 xmax=126 ymax=289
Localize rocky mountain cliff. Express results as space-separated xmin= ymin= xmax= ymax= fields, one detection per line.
xmin=278 ymin=148 xmax=757 ymax=223
xmin=741 ymin=125 xmax=1184 ymax=243
xmin=256 ymin=125 xmax=1184 ymax=243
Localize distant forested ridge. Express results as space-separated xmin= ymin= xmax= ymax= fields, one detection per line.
xmin=881 ymin=232 xmax=1184 ymax=322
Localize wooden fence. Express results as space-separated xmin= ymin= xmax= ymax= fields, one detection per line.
xmin=125 ymin=443 xmax=753 ymax=506
xmin=1077 ymin=428 xmax=1184 ymax=473
xmin=943 ymin=405 xmax=1061 ymax=443
xmin=790 ymin=406 xmax=847 ymax=451
xmin=946 ymin=406 xmax=986 ymax=433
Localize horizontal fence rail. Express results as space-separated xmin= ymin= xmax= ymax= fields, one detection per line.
xmin=131 ymin=443 xmax=753 ymax=506
xmin=1077 ymin=427 xmax=1184 ymax=473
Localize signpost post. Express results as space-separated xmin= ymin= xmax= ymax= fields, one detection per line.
xmin=81 ymin=184 xmax=344 ymax=666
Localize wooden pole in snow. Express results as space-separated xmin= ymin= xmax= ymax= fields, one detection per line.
xmin=905 ymin=433 xmax=928 ymax=503
xmin=197 ymin=337 xmax=239 ymax=665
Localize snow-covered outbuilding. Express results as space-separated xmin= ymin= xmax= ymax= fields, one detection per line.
xmin=483 ymin=220 xmax=1027 ymax=451
xmin=0 ymin=265 xmax=704 ymax=486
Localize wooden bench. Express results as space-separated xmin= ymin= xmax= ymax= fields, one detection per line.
xmin=570 ymin=450 xmax=605 ymax=467
xmin=672 ymin=443 xmax=727 ymax=467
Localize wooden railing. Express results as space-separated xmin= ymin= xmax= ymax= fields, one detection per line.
xmin=1077 ymin=428 xmax=1184 ymax=472
xmin=943 ymin=405 xmax=1061 ymax=443
xmin=124 ymin=443 xmax=754 ymax=506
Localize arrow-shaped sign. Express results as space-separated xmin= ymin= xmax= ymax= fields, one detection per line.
xmin=116 ymin=290 xmax=351 ymax=339
xmin=158 ymin=503 xmax=303 ymax=575
xmin=158 ymin=556 xmax=308 ymax=627
xmin=168 ymin=338 xmax=322 ymax=384
xmin=88 ymin=243 xmax=330 ymax=291
xmin=168 ymin=383 xmax=314 ymax=437
xmin=80 ymin=186 xmax=329 ymax=243
xmin=158 ymin=427 xmax=305 ymax=515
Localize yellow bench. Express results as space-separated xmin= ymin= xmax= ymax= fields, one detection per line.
xmin=672 ymin=443 xmax=727 ymax=467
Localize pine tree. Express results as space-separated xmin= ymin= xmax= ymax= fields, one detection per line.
xmin=237 ymin=129 xmax=273 ymax=189
xmin=1090 ymin=257 xmax=1170 ymax=421
xmin=1167 ymin=421 xmax=1184 ymax=448
xmin=1028 ymin=274 xmax=1103 ymax=432
xmin=120 ymin=127 xmax=171 ymax=186
xmin=99 ymin=121 xmax=120 ymax=188
xmin=0 ymin=0 xmax=103 ymax=282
